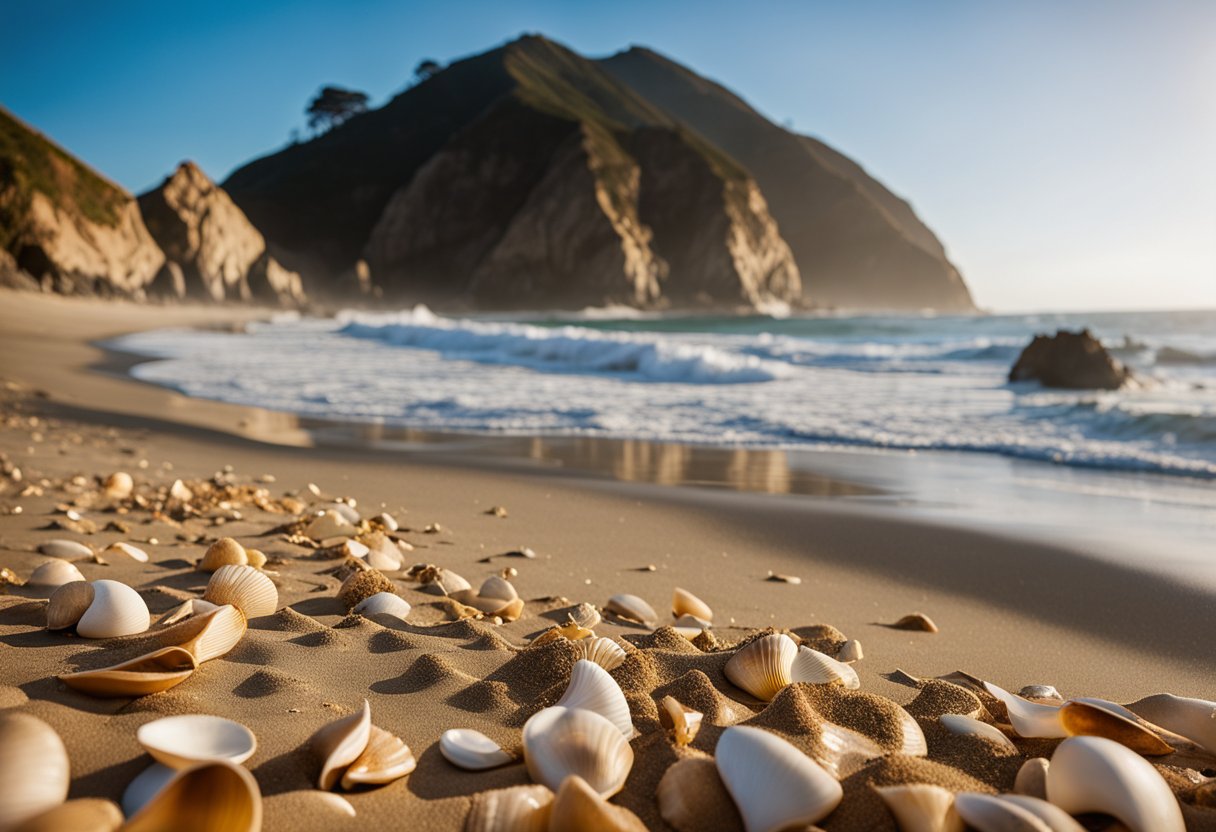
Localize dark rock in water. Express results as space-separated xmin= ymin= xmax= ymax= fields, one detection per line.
xmin=1009 ymin=329 xmax=1131 ymax=390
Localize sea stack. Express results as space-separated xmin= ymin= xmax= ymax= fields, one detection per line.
xmin=1009 ymin=329 xmax=1132 ymax=389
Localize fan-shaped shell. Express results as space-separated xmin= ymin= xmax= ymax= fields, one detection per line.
xmin=46 ymin=580 xmax=93 ymax=630
xmin=658 ymin=696 xmax=703 ymax=747
xmin=28 ymin=559 xmax=86 ymax=589
xmin=790 ymin=646 xmax=860 ymax=689
xmin=715 ymin=725 xmax=842 ymax=832
xmin=105 ymin=541 xmax=149 ymax=562
xmin=59 ymin=646 xmax=197 ymax=697
xmin=572 ymin=637 xmax=626 ymax=672
xmin=896 ymin=706 xmax=930 ymax=757
xmin=1126 ymin=693 xmax=1216 ymax=755
xmin=198 ymin=538 xmax=248 ymax=572
xmin=137 ymin=715 xmax=257 ymax=769
xmin=873 ymin=783 xmax=962 ymax=832
xmin=0 ymin=713 xmax=70 ymax=830
xmin=672 ymin=588 xmax=712 ymax=622
xmin=1014 ymin=757 xmax=1050 ymax=799
xmin=953 ymin=793 xmax=1054 ymax=832
xmin=551 ymin=774 xmax=647 ymax=832
xmin=479 ymin=575 xmax=518 ymax=602
xmin=981 ymin=680 xmax=1065 ymax=738
xmin=604 ymin=594 xmax=656 ymax=626
xmin=37 ymin=539 xmax=92 ymax=559
xmin=352 ymin=592 xmax=411 ymax=621
xmin=8 ymin=798 xmax=123 ymax=832
xmin=724 ymin=633 xmax=796 ymax=701
xmin=555 ymin=660 xmax=633 ymax=738
xmin=204 ymin=565 xmax=278 ymax=618
xmin=340 ymin=725 xmax=415 ymax=789
xmin=938 ymin=714 xmax=1018 ymax=752
xmin=1046 ymin=735 xmax=1184 ymax=832
xmin=522 ymin=707 xmax=634 ymax=797
xmin=466 ymin=784 xmax=553 ymax=832
xmin=77 ymin=579 xmax=149 ymax=639
xmin=158 ymin=604 xmax=246 ymax=663
xmin=122 ymin=761 xmax=262 ymax=832
xmin=310 ymin=699 xmax=371 ymax=791
xmin=440 ymin=729 xmax=515 ymax=771
xmin=1059 ymin=698 xmax=1172 ymax=755
xmin=837 ymin=639 xmax=863 ymax=663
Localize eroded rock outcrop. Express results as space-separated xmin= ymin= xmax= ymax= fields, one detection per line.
xmin=1009 ymin=329 xmax=1132 ymax=390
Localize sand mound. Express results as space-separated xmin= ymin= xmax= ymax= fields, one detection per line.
xmin=825 ymin=755 xmax=996 ymax=831
xmin=447 ymin=679 xmax=516 ymax=717
xmin=366 ymin=629 xmax=430 ymax=653
xmin=260 ymin=607 xmax=330 ymax=633
xmin=381 ymin=653 xmax=473 ymax=694
xmin=289 ymin=628 xmax=349 ymax=649
xmin=233 ymin=667 xmax=311 ymax=698
xmin=798 ymin=684 xmax=919 ymax=753
xmin=485 ymin=640 xmax=577 ymax=701
xmin=791 ymin=623 xmax=848 ymax=653
xmin=626 ymin=626 xmax=702 ymax=653
xmin=904 ymin=679 xmax=983 ymax=720
xmin=653 ymin=669 xmax=749 ymax=727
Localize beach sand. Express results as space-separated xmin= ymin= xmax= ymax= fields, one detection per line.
xmin=0 ymin=291 xmax=1213 ymax=830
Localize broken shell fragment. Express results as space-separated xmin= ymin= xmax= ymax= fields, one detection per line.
xmin=873 ymin=783 xmax=962 ymax=832
xmin=521 ymin=706 xmax=634 ymax=797
xmin=837 ymin=639 xmax=863 ymax=663
xmin=657 ymin=695 xmax=703 ymax=746
xmin=765 ymin=571 xmax=801 ymax=584
xmin=37 ymin=539 xmax=92 ymax=559
xmin=550 ymin=775 xmax=647 ymax=832
xmin=121 ymin=761 xmax=262 ymax=832
xmin=790 ymin=646 xmax=860 ymax=689
xmin=997 ymin=794 xmax=1087 ymax=831
xmin=76 ymin=579 xmax=150 ymax=639
xmin=104 ymin=541 xmax=149 ymax=563
xmin=466 ymin=784 xmax=553 ymax=832
xmin=0 ymin=713 xmax=70 ymax=830
xmin=604 ymin=594 xmax=657 ymax=626
xmin=1013 ymin=757 xmax=1050 ymax=799
xmin=156 ymin=598 xmax=219 ymax=627
xmin=352 ymin=592 xmax=411 ymax=622
xmin=555 ymin=660 xmax=633 ymax=738
xmin=340 ymin=725 xmax=415 ymax=789
xmin=1046 ymin=736 xmax=1184 ymax=832
xmin=724 ymin=633 xmax=796 ymax=702
xmin=28 ymin=559 xmax=86 ymax=589
xmin=157 ymin=604 xmax=246 ymax=663
xmin=137 ymin=715 xmax=257 ymax=768
xmin=981 ymin=680 xmax=1066 ymax=738
xmin=671 ymin=588 xmax=712 ymax=623
xmin=567 ymin=603 xmax=601 ymax=630
xmin=1058 ymin=698 xmax=1173 ymax=755
xmin=953 ymin=792 xmax=1059 ymax=832
xmin=572 ymin=637 xmax=627 ymax=672
xmin=1019 ymin=684 xmax=1063 ymax=703
xmin=532 ymin=621 xmax=595 ymax=647
xmin=59 ymin=646 xmax=197 ymax=697
xmin=408 ymin=564 xmax=472 ymax=596
xmin=311 ymin=699 xmax=372 ymax=791
xmin=938 ymin=714 xmax=1018 ymax=753
xmin=204 ymin=564 xmax=278 ymax=618
xmin=198 ymin=537 xmax=247 ymax=572
xmin=440 ymin=729 xmax=515 ymax=771
xmin=890 ymin=613 xmax=938 ymax=632
xmin=45 ymin=581 xmax=94 ymax=630
xmin=1125 ymin=693 xmax=1216 ymax=755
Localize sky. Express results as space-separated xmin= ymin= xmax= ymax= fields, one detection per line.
xmin=1 ymin=0 xmax=1213 ymax=312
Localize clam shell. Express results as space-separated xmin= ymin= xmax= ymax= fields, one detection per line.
xmin=550 ymin=774 xmax=647 ymax=832
xmin=1045 ymin=735 xmax=1184 ymax=832
xmin=304 ymin=510 xmax=356 ymax=542
xmin=572 ymin=637 xmax=626 ymax=672
xmin=59 ymin=646 xmax=197 ymax=697
xmin=567 ymin=603 xmax=601 ymax=629
xmin=658 ymin=695 xmax=702 ymax=747
xmin=340 ymin=725 xmax=415 ymax=789
xmin=362 ymin=533 xmax=404 ymax=572
xmin=8 ymin=798 xmax=123 ymax=832
xmin=77 ymin=579 xmax=149 ymax=639
xmin=137 ymin=715 xmax=257 ymax=769
xmin=0 ymin=713 xmax=70 ymax=830
xmin=410 ymin=565 xmax=471 ymax=595
xmin=938 ymin=714 xmax=1018 ymax=752
xmin=318 ymin=501 xmax=361 ymax=525
xmin=724 ymin=633 xmax=796 ymax=701
xmin=555 ymin=660 xmax=633 ymax=738
xmin=310 ymin=699 xmax=371 ymax=791
xmin=982 ymin=680 xmax=1065 ymax=738
xmin=46 ymin=580 xmax=93 ymax=630
xmin=521 ymin=707 xmax=633 ymax=797
xmin=157 ymin=604 xmax=246 ymax=663
xmin=1058 ymin=698 xmax=1172 ymax=755
xmin=28 ymin=559 xmax=86 ymax=589
xmin=1013 ymin=757 xmax=1050 ymax=799
xmin=451 ymin=589 xmax=522 ymax=617
xmin=37 ymin=539 xmax=92 ymax=559
xmin=104 ymin=541 xmax=149 ymax=563
xmin=104 ymin=471 xmax=134 ymax=498
xmin=715 ymin=725 xmax=843 ymax=832
xmin=672 ymin=588 xmax=712 ymax=622
xmin=122 ymin=761 xmax=262 ymax=832
xmin=790 ymin=646 xmax=860 ymax=689
xmin=997 ymin=795 xmax=1087 ymax=831
xmin=604 ymin=594 xmax=656 ymax=626
xmin=953 ymin=792 xmax=1055 ymax=832
xmin=479 ymin=575 xmax=518 ymax=602
xmin=837 ymin=639 xmax=863 ymax=663
xmin=873 ymin=783 xmax=962 ymax=832
xmin=466 ymin=784 xmax=553 ymax=832
xmin=1126 ymin=693 xmax=1216 ymax=755
xmin=198 ymin=537 xmax=248 ymax=572
xmin=440 ymin=729 xmax=515 ymax=771
xmin=204 ymin=564 xmax=278 ymax=618
xmin=352 ymin=592 xmax=411 ymax=621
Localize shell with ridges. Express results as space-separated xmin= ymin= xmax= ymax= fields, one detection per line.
xmin=0 ymin=713 xmax=70 ymax=830
xmin=59 ymin=646 xmax=197 ymax=697
xmin=204 ymin=564 xmax=278 ymax=619
xmin=567 ymin=603 xmax=600 ymax=629
xmin=658 ymin=695 xmax=702 ymax=746
xmin=724 ymin=633 xmax=796 ymax=702
xmin=340 ymin=725 xmax=415 ymax=789
xmin=37 ymin=540 xmax=91 ymax=559
xmin=982 ymin=680 xmax=1066 ymax=738
xmin=310 ymin=699 xmax=371 ymax=791
xmin=604 ymin=594 xmax=656 ymax=626
xmin=8 ymin=798 xmax=123 ymax=832
xmin=555 ymin=660 xmax=633 ymax=738
xmin=137 ymin=715 xmax=257 ymax=769
xmin=572 ymin=637 xmax=626 ymax=672
xmin=938 ymin=714 xmax=1018 ymax=752
xmin=440 ymin=729 xmax=515 ymax=771
xmin=121 ymin=761 xmax=262 ymax=832
xmin=953 ymin=793 xmax=1053 ymax=832
xmin=198 ymin=538 xmax=247 ymax=572
xmin=1058 ymin=698 xmax=1172 ymax=755
xmin=104 ymin=541 xmax=149 ymax=562
xmin=46 ymin=581 xmax=94 ymax=630
xmin=790 ymin=646 xmax=860 ymax=689
xmin=1126 ymin=693 xmax=1216 ymax=755
xmin=997 ymin=795 xmax=1087 ymax=831
xmin=671 ymin=588 xmax=712 ymax=622
xmin=873 ymin=783 xmax=963 ymax=832
xmin=896 ymin=706 xmax=930 ymax=757
xmin=1013 ymin=757 xmax=1050 ymax=799
xmin=715 ymin=725 xmax=842 ymax=832
xmin=550 ymin=775 xmax=647 ymax=832
xmin=28 ymin=559 xmax=86 ymax=589
xmin=465 ymin=784 xmax=552 ymax=832
xmin=521 ymin=706 xmax=633 ymax=797
xmin=77 ymin=579 xmax=149 ymax=639
xmin=1045 ymin=735 xmax=1184 ymax=832
xmin=352 ymin=592 xmax=411 ymax=621
xmin=157 ymin=604 xmax=246 ymax=663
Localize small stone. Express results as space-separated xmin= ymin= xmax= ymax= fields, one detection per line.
xmin=766 ymin=571 xmax=801 ymax=584
xmin=486 ymin=505 xmax=508 ymax=518
xmin=889 ymin=612 xmax=938 ymax=633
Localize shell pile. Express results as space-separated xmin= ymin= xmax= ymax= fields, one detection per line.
xmin=309 ymin=699 xmax=416 ymax=791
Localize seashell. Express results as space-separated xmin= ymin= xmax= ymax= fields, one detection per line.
xmin=816 ymin=721 xmax=886 ymax=779
xmin=938 ymin=714 xmax=1018 ymax=752
xmin=122 ymin=763 xmax=176 ymax=817
xmin=896 ymin=706 xmax=930 ymax=756
xmin=373 ymin=512 xmax=398 ymax=532
xmin=672 ymin=613 xmax=711 ymax=630
xmin=8 ymin=798 xmax=123 ymax=832
xmin=1019 ymin=684 xmax=1063 ymax=703
xmin=204 ymin=564 xmax=278 ymax=618
xmin=479 ymin=575 xmax=518 ymax=602
xmin=724 ymin=633 xmax=796 ymax=701
xmin=137 ymin=715 xmax=257 ymax=768
xmin=837 ymin=639 xmax=863 ymax=663
xmin=340 ymin=539 xmax=370 ymax=559
xmin=572 ymin=637 xmax=626 ymax=672
xmin=156 ymin=598 xmax=219 ymax=626
xmin=466 ymin=784 xmax=553 ymax=832
xmin=169 ymin=479 xmax=193 ymax=502
xmin=304 ymin=510 xmax=356 ymax=542
xmin=104 ymin=541 xmax=149 ymax=562
xmin=37 ymin=539 xmax=92 ymax=559
xmin=340 ymin=725 xmax=415 ymax=789
xmin=533 ymin=621 xmax=595 ymax=646
xmin=77 ymin=579 xmax=149 ymax=638
xmin=59 ymin=646 xmax=197 ymax=697
xmin=244 ymin=549 xmax=267 ymax=569
xmin=1013 ymin=757 xmax=1050 ymax=799
xmin=440 ymin=729 xmax=515 ymax=771
xmin=361 ymin=533 xmax=403 ymax=571
xmin=671 ymin=625 xmax=703 ymax=641
xmin=104 ymin=471 xmax=134 ymax=498
xmin=1058 ymin=698 xmax=1172 ymax=755
xmin=672 ymin=588 xmax=712 ymax=622
xmin=522 ymin=707 xmax=633 ymax=797
xmin=1046 ymin=736 xmax=1184 ymax=832
xmin=122 ymin=761 xmax=262 ymax=832
xmin=198 ymin=537 xmax=248 ymax=572
xmin=657 ymin=695 xmax=702 ymax=746
xmin=28 ymin=559 xmax=86 ymax=589
xmin=157 ymin=604 xmax=246 ymax=663
xmin=1126 ymin=693 xmax=1216 ymax=755
xmin=555 ymin=660 xmax=633 ymax=738
xmin=567 ymin=603 xmax=600 ymax=629
xmin=318 ymin=501 xmax=361 ymax=525
xmin=451 ymin=589 xmax=524 ymax=620
xmin=873 ymin=783 xmax=962 ymax=832
xmin=0 ymin=713 xmax=70 ymax=830
xmin=997 ymin=795 xmax=1087 ymax=831
xmin=45 ymin=581 xmax=94 ymax=630
xmin=352 ymin=592 xmax=411 ymax=621
xmin=604 ymin=594 xmax=656 ymax=626
xmin=550 ymin=774 xmax=647 ymax=832
xmin=890 ymin=613 xmax=938 ymax=632
xmin=310 ymin=699 xmax=372 ymax=791
xmin=790 ymin=646 xmax=860 ymax=689
xmin=715 ymin=725 xmax=843 ymax=832
xmin=408 ymin=564 xmax=472 ymax=595
xmin=981 ymin=680 xmax=1065 ymax=738
xmin=953 ymin=793 xmax=1056 ymax=832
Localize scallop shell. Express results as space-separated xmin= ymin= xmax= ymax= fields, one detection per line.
xmin=198 ymin=537 xmax=248 ymax=572
xmin=204 ymin=564 xmax=278 ymax=618
xmin=157 ymin=598 xmax=220 ymax=627
xmin=873 ymin=783 xmax=962 ymax=832
xmin=310 ymin=699 xmax=372 ymax=791
xmin=1013 ymin=757 xmax=1050 ymax=799
xmin=982 ymin=680 xmax=1066 ymax=738
xmin=37 ymin=539 xmax=92 ymax=559
xmin=59 ymin=646 xmax=197 ymax=697
xmin=521 ymin=706 xmax=634 ymax=797
xmin=104 ymin=471 xmax=134 ymax=498
xmin=439 ymin=729 xmax=515 ymax=771
xmin=837 ymin=639 xmax=863 ymax=663
xmin=137 ymin=715 xmax=257 ymax=769
xmin=158 ymin=604 xmax=246 ymax=663
xmin=1126 ymin=693 xmax=1216 ymax=755
xmin=555 ymin=660 xmax=633 ymax=738
xmin=304 ymin=510 xmax=356 ymax=542
xmin=572 ymin=637 xmax=626 ymax=672
xmin=352 ymin=592 xmax=411 ymax=621
xmin=671 ymin=588 xmax=712 ymax=622
xmin=340 ymin=725 xmax=415 ymax=789
xmin=1058 ymin=698 xmax=1172 ymax=755
xmin=790 ymin=646 xmax=860 ymax=689
xmin=715 ymin=725 xmax=843 ymax=832
xmin=724 ymin=633 xmax=796 ymax=701
xmin=77 ymin=579 xmax=149 ymax=639
xmin=658 ymin=695 xmax=703 ymax=746
xmin=28 ymin=559 xmax=86 ymax=589
xmin=997 ymin=795 xmax=1087 ymax=831
xmin=479 ymin=575 xmax=518 ymax=602
xmin=1046 ymin=735 xmax=1184 ymax=832
xmin=46 ymin=580 xmax=94 ymax=630
xmin=466 ymin=784 xmax=553 ymax=832
xmin=104 ymin=541 xmax=149 ymax=563
xmin=604 ymin=594 xmax=656 ymax=626
xmin=938 ymin=714 xmax=1018 ymax=752
xmin=0 ymin=713 xmax=70 ymax=830
xmin=550 ymin=774 xmax=647 ymax=832
xmin=953 ymin=793 xmax=1057 ymax=832
xmin=8 ymin=798 xmax=123 ymax=832
xmin=122 ymin=761 xmax=262 ymax=832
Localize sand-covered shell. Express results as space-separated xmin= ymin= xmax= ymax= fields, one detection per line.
xmin=604 ymin=594 xmax=656 ymax=626
xmin=1046 ymin=735 xmax=1184 ymax=832
xmin=724 ymin=633 xmax=796 ymax=701
xmin=522 ymin=707 xmax=634 ymax=797
xmin=28 ymin=559 xmax=86 ymax=589
xmin=1058 ymin=698 xmax=1172 ymax=755
xmin=790 ymin=646 xmax=860 ymax=689
xmin=304 ymin=510 xmax=356 ymax=542
xmin=466 ymin=784 xmax=553 ymax=832
xmin=953 ymin=792 xmax=1063 ymax=832
xmin=451 ymin=588 xmax=525 ymax=619
xmin=938 ymin=714 xmax=1017 ymax=752
xmin=103 ymin=471 xmax=134 ymax=498
xmin=658 ymin=695 xmax=703 ymax=746
xmin=715 ymin=725 xmax=843 ymax=832
xmin=873 ymin=783 xmax=962 ymax=832
xmin=46 ymin=581 xmax=94 ymax=630
xmin=1014 ymin=757 xmax=1050 ymax=799
xmin=198 ymin=537 xmax=248 ymax=572
xmin=572 ymin=637 xmax=626 ymax=672
xmin=121 ymin=760 xmax=262 ymax=832
xmin=340 ymin=725 xmax=415 ymax=789
xmin=555 ymin=660 xmax=633 ymax=738
xmin=310 ymin=699 xmax=371 ymax=791
xmin=37 ymin=539 xmax=92 ymax=559
xmin=104 ymin=541 xmax=149 ymax=563
xmin=7 ymin=798 xmax=123 ymax=832
xmin=997 ymin=795 xmax=1087 ymax=831
xmin=408 ymin=564 xmax=472 ymax=596
xmin=158 ymin=603 xmax=246 ymax=663
xmin=550 ymin=774 xmax=647 ymax=832
xmin=59 ymin=646 xmax=197 ymax=697
xmin=982 ymin=680 xmax=1066 ymax=738
xmin=76 ymin=579 xmax=149 ymax=638
xmin=137 ymin=715 xmax=257 ymax=768
xmin=352 ymin=592 xmax=411 ymax=622
xmin=440 ymin=729 xmax=515 ymax=771
xmin=0 ymin=713 xmax=70 ymax=830
xmin=245 ymin=549 xmax=267 ymax=570
xmin=1126 ymin=693 xmax=1216 ymax=755
xmin=815 ymin=721 xmax=886 ymax=779
xmin=204 ymin=564 xmax=278 ymax=618
xmin=672 ymin=588 xmax=712 ymax=622
xmin=837 ymin=639 xmax=863 ymax=663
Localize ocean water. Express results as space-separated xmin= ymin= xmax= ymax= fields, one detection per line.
xmin=110 ymin=307 xmax=1216 ymax=479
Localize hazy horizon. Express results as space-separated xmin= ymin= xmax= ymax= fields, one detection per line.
xmin=2 ymin=0 xmax=1212 ymax=313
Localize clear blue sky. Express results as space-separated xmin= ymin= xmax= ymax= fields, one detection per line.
xmin=2 ymin=0 xmax=1212 ymax=311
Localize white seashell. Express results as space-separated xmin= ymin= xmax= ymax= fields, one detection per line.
xmin=361 ymin=533 xmax=404 ymax=571
xmin=837 ymin=639 xmax=863 ymax=663
xmin=672 ymin=588 xmax=712 ymax=622
xmin=46 ymin=581 xmax=94 ymax=630
xmin=1058 ymin=697 xmax=1172 ymax=755
xmin=340 ymin=539 xmax=370 ymax=559
xmin=724 ymin=633 xmax=796 ymax=701
xmin=373 ymin=512 xmax=398 ymax=532
xmin=104 ymin=542 xmax=149 ymax=563
xmin=953 ymin=793 xmax=1054 ymax=832
xmin=466 ymin=784 xmax=553 ymax=832
xmin=998 ymin=795 xmax=1087 ymax=831
xmin=0 ymin=713 xmax=70 ymax=830
xmin=555 ymin=659 xmax=633 ymax=738
xmin=198 ymin=538 xmax=247 ymax=572
xmin=1019 ymin=684 xmax=1063 ymax=702
xmin=1126 ymin=692 xmax=1216 ymax=755
xmin=204 ymin=564 xmax=278 ymax=618
xmin=77 ymin=580 xmax=149 ymax=639
xmin=137 ymin=715 xmax=257 ymax=769
xmin=157 ymin=604 xmax=246 ymax=663
xmin=671 ymin=625 xmax=704 ymax=641
xmin=408 ymin=564 xmax=471 ymax=595
xmin=567 ymin=603 xmax=601 ymax=630
xmin=604 ymin=594 xmax=657 ymax=626
xmin=340 ymin=725 xmax=415 ymax=789
xmin=790 ymin=646 xmax=860 ymax=689
xmin=122 ymin=761 xmax=261 ymax=832
xmin=37 ymin=539 xmax=92 ymax=559
xmin=104 ymin=471 xmax=134 ymax=498
xmin=521 ymin=707 xmax=633 ymax=797
xmin=672 ymin=614 xmax=712 ymax=630
xmin=310 ymin=699 xmax=371 ymax=791
xmin=572 ymin=637 xmax=627 ymax=672
xmin=657 ymin=696 xmax=703 ymax=746
xmin=156 ymin=598 xmax=220 ymax=627
xmin=169 ymin=479 xmax=193 ymax=502
xmin=479 ymin=575 xmax=518 ymax=602
xmin=938 ymin=714 xmax=1018 ymax=752
xmin=1045 ymin=735 xmax=1184 ymax=832
xmin=982 ymin=680 xmax=1066 ymax=738
xmin=304 ymin=510 xmax=356 ymax=542
xmin=318 ymin=502 xmax=361 ymax=525
xmin=715 ymin=725 xmax=842 ymax=832
xmin=439 ymin=729 xmax=514 ymax=771
xmin=816 ymin=721 xmax=886 ymax=779
xmin=873 ymin=783 xmax=962 ymax=832
xmin=550 ymin=774 xmax=647 ymax=832
xmin=896 ymin=706 xmax=930 ymax=757
xmin=28 ymin=559 xmax=86 ymax=589
xmin=1013 ymin=757 xmax=1050 ymax=799
xmin=352 ymin=592 xmax=411 ymax=622
xmin=121 ymin=763 xmax=176 ymax=817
